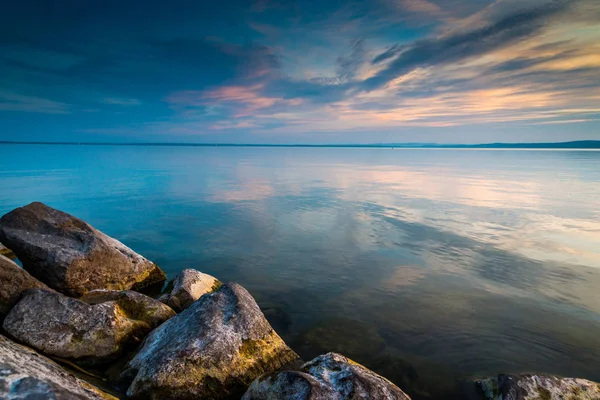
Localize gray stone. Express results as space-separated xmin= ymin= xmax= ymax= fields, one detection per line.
xmin=0 ymin=334 xmax=117 ymax=399
xmin=122 ymin=282 xmax=299 ymax=400
xmin=0 ymin=202 xmax=166 ymax=297
xmin=159 ymin=269 xmax=221 ymax=311
xmin=3 ymin=288 xmax=174 ymax=366
xmin=243 ymin=352 xmax=411 ymax=400
xmin=0 ymin=254 xmax=49 ymax=319
xmin=80 ymin=289 xmax=176 ymax=328
xmin=477 ymin=374 xmax=600 ymax=400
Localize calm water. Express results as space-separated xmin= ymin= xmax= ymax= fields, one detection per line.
xmin=2 ymin=145 xmax=600 ymax=398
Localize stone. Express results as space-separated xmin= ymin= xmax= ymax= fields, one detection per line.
xmin=80 ymin=289 xmax=176 ymax=328
xmin=0 ymin=334 xmax=117 ymax=399
xmin=0 ymin=242 xmax=15 ymax=258
xmin=0 ymin=202 xmax=166 ymax=297
xmin=3 ymin=288 xmax=174 ymax=366
xmin=477 ymin=374 xmax=600 ymax=400
xmin=243 ymin=352 xmax=412 ymax=400
xmin=0 ymin=254 xmax=49 ymax=319
xmin=159 ymin=268 xmax=221 ymax=311
xmin=122 ymin=282 xmax=299 ymax=400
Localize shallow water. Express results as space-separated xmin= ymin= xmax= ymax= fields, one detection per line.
xmin=1 ymin=145 xmax=600 ymax=398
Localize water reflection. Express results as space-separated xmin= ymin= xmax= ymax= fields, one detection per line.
xmin=1 ymin=145 xmax=600 ymax=398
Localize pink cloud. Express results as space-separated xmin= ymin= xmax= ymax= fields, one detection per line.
xmin=167 ymin=84 xmax=304 ymax=121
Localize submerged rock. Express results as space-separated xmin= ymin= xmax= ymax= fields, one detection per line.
xmin=158 ymin=268 xmax=221 ymax=312
xmin=243 ymin=352 xmax=411 ymax=400
xmin=0 ymin=202 xmax=166 ymax=297
xmin=293 ymin=317 xmax=386 ymax=361
xmin=0 ymin=254 xmax=49 ymax=319
xmin=3 ymin=288 xmax=174 ymax=366
xmin=0 ymin=334 xmax=117 ymax=399
xmin=477 ymin=374 xmax=600 ymax=400
xmin=122 ymin=282 xmax=299 ymax=400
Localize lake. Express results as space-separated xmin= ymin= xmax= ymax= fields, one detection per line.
xmin=1 ymin=145 xmax=599 ymax=398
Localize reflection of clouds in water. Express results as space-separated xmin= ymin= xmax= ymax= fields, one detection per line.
xmin=210 ymin=180 xmax=274 ymax=202
xmin=193 ymin=153 xmax=600 ymax=271
xmin=2 ymin=147 xmax=600 ymax=383
xmin=382 ymin=265 xmax=427 ymax=289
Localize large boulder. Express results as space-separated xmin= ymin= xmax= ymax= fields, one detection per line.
xmin=0 ymin=202 xmax=166 ymax=297
xmin=0 ymin=334 xmax=117 ymax=399
xmin=477 ymin=374 xmax=600 ymax=400
xmin=0 ymin=254 xmax=49 ymax=319
xmin=158 ymin=269 xmax=221 ymax=312
xmin=243 ymin=352 xmax=411 ymax=400
xmin=3 ymin=288 xmax=175 ymax=366
xmin=122 ymin=282 xmax=299 ymax=400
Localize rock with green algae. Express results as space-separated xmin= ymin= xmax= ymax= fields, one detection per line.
xmin=0 ymin=254 xmax=49 ymax=319
xmin=242 ymin=352 xmax=412 ymax=400
xmin=0 ymin=334 xmax=117 ymax=400
xmin=121 ymin=282 xmax=300 ymax=400
xmin=3 ymin=288 xmax=174 ymax=366
xmin=477 ymin=374 xmax=600 ymax=400
xmin=158 ymin=268 xmax=222 ymax=312
xmin=0 ymin=201 xmax=166 ymax=297
xmin=0 ymin=242 xmax=15 ymax=258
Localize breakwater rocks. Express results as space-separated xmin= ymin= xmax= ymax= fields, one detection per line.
xmin=0 ymin=202 xmax=598 ymax=399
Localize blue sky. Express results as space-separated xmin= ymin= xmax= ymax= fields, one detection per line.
xmin=1 ymin=0 xmax=599 ymax=143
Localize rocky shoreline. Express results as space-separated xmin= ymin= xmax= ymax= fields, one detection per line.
xmin=0 ymin=202 xmax=599 ymax=399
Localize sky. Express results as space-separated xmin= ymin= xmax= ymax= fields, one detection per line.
xmin=0 ymin=0 xmax=599 ymax=144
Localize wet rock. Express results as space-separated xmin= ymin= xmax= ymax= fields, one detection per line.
xmin=158 ymin=268 xmax=221 ymax=312
xmin=0 ymin=334 xmax=117 ymax=399
xmin=3 ymin=288 xmax=174 ymax=366
xmin=243 ymin=352 xmax=411 ymax=400
xmin=122 ymin=282 xmax=299 ymax=400
xmin=0 ymin=242 xmax=15 ymax=259
xmin=262 ymin=304 xmax=292 ymax=336
xmin=477 ymin=374 xmax=600 ymax=400
xmin=0 ymin=202 xmax=166 ymax=297
xmin=0 ymin=254 xmax=49 ymax=319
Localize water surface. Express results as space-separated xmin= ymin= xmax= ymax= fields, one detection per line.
xmin=1 ymin=145 xmax=600 ymax=398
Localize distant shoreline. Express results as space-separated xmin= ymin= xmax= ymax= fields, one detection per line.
xmin=1 ymin=140 xmax=599 ymax=149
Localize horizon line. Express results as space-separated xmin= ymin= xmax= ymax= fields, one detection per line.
xmin=1 ymin=140 xmax=600 ymax=149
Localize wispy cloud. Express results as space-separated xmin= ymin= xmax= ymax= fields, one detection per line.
xmin=103 ymin=97 xmax=141 ymax=106
xmin=0 ymin=0 xmax=598 ymax=141
xmin=0 ymin=91 xmax=70 ymax=114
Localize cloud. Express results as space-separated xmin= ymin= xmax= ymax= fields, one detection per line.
xmin=362 ymin=0 xmax=578 ymax=91
xmin=103 ymin=97 xmax=141 ymax=106
xmin=0 ymin=91 xmax=70 ymax=114
xmin=399 ymin=0 xmax=443 ymax=15
xmin=0 ymin=0 xmax=598 ymax=142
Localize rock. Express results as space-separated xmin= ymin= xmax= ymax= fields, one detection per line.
xmin=159 ymin=269 xmax=221 ymax=312
xmin=243 ymin=352 xmax=411 ymax=400
xmin=80 ymin=289 xmax=176 ymax=328
xmin=0 ymin=254 xmax=49 ymax=319
xmin=3 ymin=288 xmax=174 ymax=366
xmin=0 ymin=242 xmax=15 ymax=258
xmin=0 ymin=334 xmax=117 ymax=399
xmin=122 ymin=282 xmax=299 ymax=400
xmin=0 ymin=202 xmax=166 ymax=297
xmin=477 ymin=374 xmax=600 ymax=400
